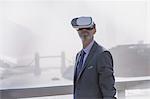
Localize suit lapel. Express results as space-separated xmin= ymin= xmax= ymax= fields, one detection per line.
xmin=76 ymin=41 xmax=98 ymax=83
xmin=74 ymin=52 xmax=81 ymax=83
xmin=74 ymin=52 xmax=80 ymax=75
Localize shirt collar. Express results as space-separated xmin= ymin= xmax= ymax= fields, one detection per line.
xmin=83 ymin=40 xmax=94 ymax=54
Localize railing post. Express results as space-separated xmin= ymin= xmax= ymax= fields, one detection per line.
xmin=60 ymin=51 xmax=66 ymax=74
xmin=117 ymin=90 xmax=125 ymax=99
xmin=34 ymin=52 xmax=41 ymax=76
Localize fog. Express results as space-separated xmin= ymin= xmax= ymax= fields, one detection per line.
xmin=0 ymin=0 xmax=150 ymax=99
xmin=0 ymin=0 xmax=150 ymax=65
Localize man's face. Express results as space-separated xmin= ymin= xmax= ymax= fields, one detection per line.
xmin=77 ymin=27 xmax=96 ymax=42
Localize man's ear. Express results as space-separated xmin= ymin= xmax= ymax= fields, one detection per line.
xmin=93 ymin=28 xmax=96 ymax=34
xmin=93 ymin=24 xmax=96 ymax=34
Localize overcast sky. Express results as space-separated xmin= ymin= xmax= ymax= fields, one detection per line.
xmin=0 ymin=0 xmax=150 ymax=65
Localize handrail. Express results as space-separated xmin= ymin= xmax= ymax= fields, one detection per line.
xmin=1 ymin=77 xmax=150 ymax=99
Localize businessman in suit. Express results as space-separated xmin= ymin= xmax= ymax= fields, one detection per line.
xmin=71 ymin=17 xmax=116 ymax=99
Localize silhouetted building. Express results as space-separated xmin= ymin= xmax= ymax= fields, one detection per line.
xmin=109 ymin=43 xmax=150 ymax=77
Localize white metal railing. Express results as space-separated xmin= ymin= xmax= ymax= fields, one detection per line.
xmin=1 ymin=52 xmax=150 ymax=99
xmin=0 ymin=77 xmax=150 ymax=99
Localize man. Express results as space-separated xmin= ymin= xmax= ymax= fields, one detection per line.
xmin=71 ymin=16 xmax=116 ymax=99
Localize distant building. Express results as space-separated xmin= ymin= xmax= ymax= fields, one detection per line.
xmin=109 ymin=43 xmax=150 ymax=77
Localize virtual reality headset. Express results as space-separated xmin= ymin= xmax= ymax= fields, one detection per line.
xmin=71 ymin=17 xmax=95 ymax=29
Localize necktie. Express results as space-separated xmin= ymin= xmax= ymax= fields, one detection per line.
xmin=76 ymin=50 xmax=86 ymax=76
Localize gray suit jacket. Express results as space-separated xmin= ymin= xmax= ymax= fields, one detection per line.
xmin=74 ymin=41 xmax=116 ymax=99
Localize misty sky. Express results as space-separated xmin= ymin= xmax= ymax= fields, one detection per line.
xmin=0 ymin=0 xmax=150 ymax=65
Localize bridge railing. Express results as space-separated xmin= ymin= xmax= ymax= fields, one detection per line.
xmin=1 ymin=76 xmax=150 ymax=99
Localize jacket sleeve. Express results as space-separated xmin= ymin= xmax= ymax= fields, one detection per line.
xmin=96 ymin=51 xmax=117 ymax=99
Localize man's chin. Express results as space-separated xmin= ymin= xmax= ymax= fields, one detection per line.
xmin=81 ymin=36 xmax=91 ymax=42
